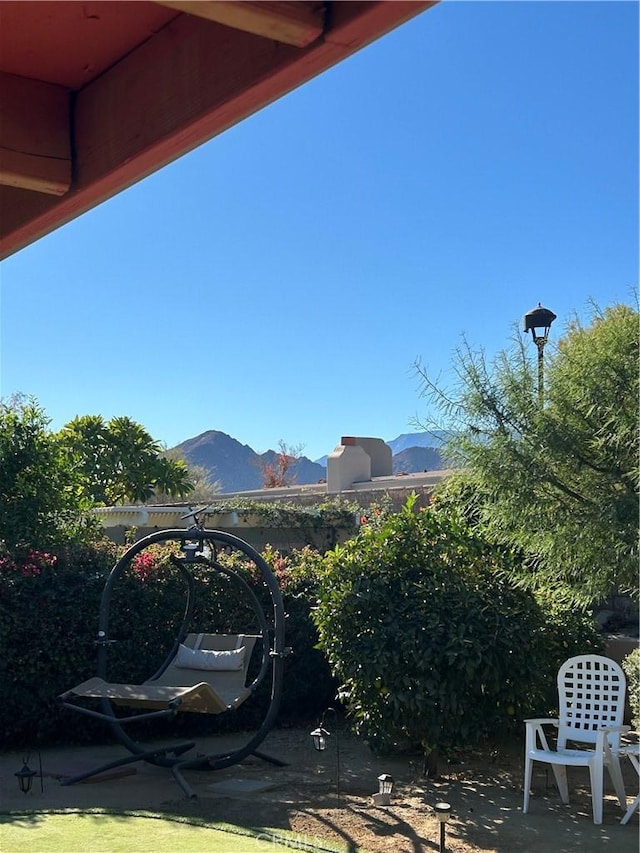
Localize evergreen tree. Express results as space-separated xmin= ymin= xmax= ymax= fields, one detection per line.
xmin=416 ymin=301 xmax=638 ymax=604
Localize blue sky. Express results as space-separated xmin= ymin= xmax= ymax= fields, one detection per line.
xmin=1 ymin=1 xmax=638 ymax=462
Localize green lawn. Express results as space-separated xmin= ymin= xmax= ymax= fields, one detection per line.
xmin=0 ymin=811 xmax=347 ymax=853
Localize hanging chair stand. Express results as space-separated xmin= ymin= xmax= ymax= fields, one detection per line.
xmin=59 ymin=520 xmax=290 ymax=798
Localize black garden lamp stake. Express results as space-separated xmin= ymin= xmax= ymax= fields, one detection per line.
xmin=434 ymin=801 xmax=452 ymax=852
xmin=310 ymin=707 xmax=341 ymax=806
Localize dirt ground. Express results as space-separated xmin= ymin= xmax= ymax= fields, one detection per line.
xmin=1 ymin=727 xmax=638 ymax=852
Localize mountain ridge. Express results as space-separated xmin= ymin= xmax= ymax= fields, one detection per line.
xmin=172 ymin=430 xmax=445 ymax=494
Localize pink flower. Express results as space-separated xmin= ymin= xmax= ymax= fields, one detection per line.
xmin=132 ymin=551 xmax=157 ymax=580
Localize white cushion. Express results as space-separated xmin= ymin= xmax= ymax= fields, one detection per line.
xmin=175 ymin=644 xmax=246 ymax=671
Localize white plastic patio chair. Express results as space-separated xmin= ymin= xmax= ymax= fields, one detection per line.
xmin=523 ymin=654 xmax=629 ymax=824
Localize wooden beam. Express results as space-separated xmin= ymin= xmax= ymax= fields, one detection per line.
xmin=0 ymin=72 xmax=71 ymax=196
xmin=155 ymin=1 xmax=325 ymax=48
xmin=0 ymin=1 xmax=437 ymax=258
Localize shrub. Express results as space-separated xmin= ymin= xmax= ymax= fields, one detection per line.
xmin=312 ymin=495 xmax=602 ymax=759
xmin=0 ymin=541 xmax=116 ymax=745
xmin=0 ymin=395 xmax=97 ymax=550
xmin=0 ymin=537 xmax=336 ymax=746
xmin=622 ymin=648 xmax=640 ymax=731
xmin=531 ymin=588 xmax=604 ymax=667
xmin=204 ymin=496 xmax=360 ymax=552
xmin=276 ymin=546 xmax=338 ymax=719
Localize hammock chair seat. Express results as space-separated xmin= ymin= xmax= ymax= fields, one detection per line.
xmin=63 ymin=633 xmax=258 ymax=715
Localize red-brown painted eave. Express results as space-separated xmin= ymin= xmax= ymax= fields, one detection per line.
xmin=0 ymin=1 xmax=437 ymax=259
xmin=0 ymin=1 xmax=180 ymax=88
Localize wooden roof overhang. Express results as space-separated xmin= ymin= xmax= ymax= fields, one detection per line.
xmin=0 ymin=1 xmax=437 ymax=259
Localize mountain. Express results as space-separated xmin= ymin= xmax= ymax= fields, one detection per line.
xmin=259 ymin=448 xmax=327 ymax=488
xmin=173 ymin=431 xmax=326 ymax=494
xmin=387 ymin=431 xmax=448 ymax=454
xmin=173 ymin=430 xmax=446 ymax=494
xmin=315 ymin=432 xmax=447 ymax=466
xmin=392 ymin=446 xmax=445 ymax=474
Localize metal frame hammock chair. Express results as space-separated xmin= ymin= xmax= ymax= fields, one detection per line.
xmin=60 ymin=516 xmax=289 ymax=798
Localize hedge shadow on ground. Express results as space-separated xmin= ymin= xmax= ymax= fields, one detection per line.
xmin=1 ymin=728 xmax=637 ymax=853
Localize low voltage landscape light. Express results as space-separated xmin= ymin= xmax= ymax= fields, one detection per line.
xmin=434 ymin=801 xmax=452 ymax=852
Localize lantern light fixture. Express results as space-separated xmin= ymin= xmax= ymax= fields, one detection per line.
xmin=310 ymin=726 xmax=330 ymax=752
xmin=15 ymin=751 xmax=43 ymax=795
xmin=310 ymin=708 xmax=341 ymax=806
xmin=523 ymin=303 xmax=557 ymax=343
xmin=15 ymin=762 xmax=37 ymax=794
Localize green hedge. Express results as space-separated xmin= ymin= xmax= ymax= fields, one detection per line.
xmin=0 ymin=539 xmax=336 ymax=747
xmin=1 ymin=506 xmax=604 ymax=755
xmin=311 ymin=496 xmax=603 ymax=757
xmin=0 ymin=543 xmax=115 ymax=745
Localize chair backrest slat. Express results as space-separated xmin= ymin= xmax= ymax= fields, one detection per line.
xmin=557 ymin=654 xmax=626 ymax=750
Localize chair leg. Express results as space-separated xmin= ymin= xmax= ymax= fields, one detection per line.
xmin=523 ymin=757 xmax=533 ymax=813
xmin=589 ymin=760 xmax=604 ymax=825
xmin=621 ymin=752 xmax=640 ymax=825
xmin=607 ymin=756 xmax=627 ymax=810
xmin=621 ymin=792 xmax=640 ymax=825
xmin=551 ymin=764 xmax=569 ymax=804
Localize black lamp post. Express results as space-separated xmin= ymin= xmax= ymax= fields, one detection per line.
xmin=523 ymin=303 xmax=556 ymax=406
xmin=310 ymin=708 xmax=341 ymax=806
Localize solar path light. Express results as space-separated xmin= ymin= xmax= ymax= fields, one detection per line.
xmin=434 ymin=801 xmax=452 ymax=852
xmin=371 ymin=772 xmax=395 ymax=805
xmin=310 ymin=707 xmax=341 ymax=806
